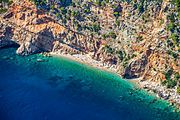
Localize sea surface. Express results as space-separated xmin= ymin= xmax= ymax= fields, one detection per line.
xmin=0 ymin=48 xmax=180 ymax=120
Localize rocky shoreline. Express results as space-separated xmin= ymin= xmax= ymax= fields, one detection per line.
xmin=139 ymin=80 xmax=180 ymax=110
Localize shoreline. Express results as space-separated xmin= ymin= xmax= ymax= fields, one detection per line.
xmin=47 ymin=51 xmax=180 ymax=110
xmin=49 ymin=52 xmax=120 ymax=77
xmin=49 ymin=52 xmax=142 ymax=81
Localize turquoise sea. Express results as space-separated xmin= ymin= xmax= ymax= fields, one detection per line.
xmin=0 ymin=47 xmax=180 ymax=120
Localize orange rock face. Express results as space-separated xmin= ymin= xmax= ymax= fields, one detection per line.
xmin=7 ymin=0 xmax=65 ymax=35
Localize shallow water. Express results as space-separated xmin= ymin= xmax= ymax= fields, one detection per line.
xmin=0 ymin=48 xmax=180 ymax=120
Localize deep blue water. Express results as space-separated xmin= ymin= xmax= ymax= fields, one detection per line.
xmin=0 ymin=48 xmax=180 ymax=120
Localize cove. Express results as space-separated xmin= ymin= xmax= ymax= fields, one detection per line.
xmin=0 ymin=48 xmax=180 ymax=120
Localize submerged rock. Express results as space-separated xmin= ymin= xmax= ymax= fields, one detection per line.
xmin=68 ymin=75 xmax=73 ymax=78
xmin=36 ymin=58 xmax=44 ymax=62
xmin=47 ymin=75 xmax=67 ymax=88
xmin=48 ymin=75 xmax=63 ymax=82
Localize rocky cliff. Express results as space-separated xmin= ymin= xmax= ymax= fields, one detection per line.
xmin=0 ymin=0 xmax=180 ymax=107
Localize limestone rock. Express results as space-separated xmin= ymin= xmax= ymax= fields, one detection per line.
xmin=123 ymin=55 xmax=148 ymax=79
xmin=0 ymin=24 xmax=17 ymax=48
xmin=16 ymin=42 xmax=39 ymax=55
xmin=16 ymin=28 xmax=55 ymax=55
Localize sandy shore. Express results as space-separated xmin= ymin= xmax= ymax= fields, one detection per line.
xmin=49 ymin=52 xmax=119 ymax=75
xmin=49 ymin=52 xmax=142 ymax=81
xmin=47 ymin=51 xmax=180 ymax=110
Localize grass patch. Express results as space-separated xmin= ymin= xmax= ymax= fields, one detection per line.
xmin=0 ymin=8 xmax=7 ymax=14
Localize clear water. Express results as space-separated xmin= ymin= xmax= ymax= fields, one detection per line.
xmin=0 ymin=48 xmax=180 ymax=120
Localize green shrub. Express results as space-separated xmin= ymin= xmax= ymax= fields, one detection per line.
xmin=171 ymin=33 xmax=179 ymax=45
xmin=105 ymin=0 xmax=109 ymax=3
xmin=177 ymin=86 xmax=180 ymax=94
xmin=60 ymin=7 xmax=67 ymax=14
xmin=161 ymin=80 xmax=167 ymax=86
xmin=102 ymin=34 xmax=108 ymax=39
xmin=166 ymin=80 xmax=177 ymax=88
xmin=138 ymin=4 xmax=144 ymax=13
xmin=0 ymin=0 xmax=9 ymax=3
xmin=164 ymin=69 xmax=173 ymax=80
xmin=178 ymin=11 xmax=180 ymax=19
xmin=105 ymin=45 xmax=114 ymax=54
xmin=160 ymin=19 xmax=164 ymax=25
xmin=174 ymin=73 xmax=180 ymax=81
xmin=0 ymin=8 xmax=7 ymax=14
xmin=167 ymin=22 xmax=176 ymax=32
xmin=115 ymin=20 xmax=120 ymax=27
xmin=116 ymin=50 xmax=124 ymax=61
xmin=92 ymin=23 xmax=101 ymax=33
xmin=167 ymin=50 xmax=178 ymax=59
xmin=162 ymin=69 xmax=178 ymax=88
xmin=137 ymin=35 xmax=143 ymax=42
xmin=168 ymin=13 xmax=175 ymax=22
xmin=109 ymin=32 xmax=117 ymax=39
xmin=123 ymin=61 xmax=128 ymax=68
xmin=114 ymin=12 xmax=120 ymax=18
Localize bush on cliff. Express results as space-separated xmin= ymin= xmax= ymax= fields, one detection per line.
xmin=0 ymin=8 xmax=7 ymax=14
xmin=177 ymin=86 xmax=180 ymax=94
xmin=166 ymin=80 xmax=177 ymax=88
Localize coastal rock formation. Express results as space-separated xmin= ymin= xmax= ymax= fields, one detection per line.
xmin=0 ymin=0 xmax=98 ymax=55
xmin=124 ymin=54 xmax=148 ymax=79
xmin=0 ymin=24 xmax=17 ymax=48
xmin=16 ymin=28 xmax=55 ymax=55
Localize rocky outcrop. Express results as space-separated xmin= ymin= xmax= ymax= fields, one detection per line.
xmin=0 ymin=24 xmax=18 ymax=48
xmin=123 ymin=48 xmax=153 ymax=79
xmin=0 ymin=0 xmax=99 ymax=55
xmin=16 ymin=28 xmax=55 ymax=55
xmin=124 ymin=54 xmax=148 ymax=79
